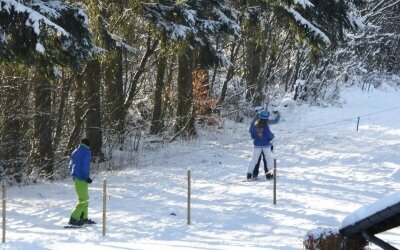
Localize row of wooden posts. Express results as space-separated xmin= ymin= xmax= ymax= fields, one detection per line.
xmin=0 ymin=114 xmax=363 ymax=241
xmin=1 ymin=159 xmax=278 ymax=242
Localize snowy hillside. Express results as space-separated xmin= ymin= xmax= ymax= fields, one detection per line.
xmin=4 ymin=85 xmax=400 ymax=250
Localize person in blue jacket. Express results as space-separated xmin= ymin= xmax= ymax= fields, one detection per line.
xmin=247 ymin=110 xmax=275 ymax=180
xmin=249 ymin=107 xmax=280 ymax=178
xmin=68 ymin=138 xmax=96 ymax=226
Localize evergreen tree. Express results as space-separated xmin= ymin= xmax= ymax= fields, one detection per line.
xmin=354 ymin=0 xmax=400 ymax=73
xmin=142 ymin=0 xmax=240 ymax=137
xmin=0 ymin=0 xmax=95 ymax=182
xmin=237 ymin=0 xmax=361 ymax=105
xmin=0 ymin=0 xmax=95 ymax=66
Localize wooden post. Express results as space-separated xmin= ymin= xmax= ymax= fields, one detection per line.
xmin=102 ymin=179 xmax=106 ymax=237
xmin=273 ymin=159 xmax=277 ymax=205
xmin=2 ymin=184 xmax=6 ymax=243
xmin=187 ymin=169 xmax=191 ymax=225
xmin=96 ymin=156 xmax=100 ymax=171
xmin=357 ymin=117 xmax=360 ymax=131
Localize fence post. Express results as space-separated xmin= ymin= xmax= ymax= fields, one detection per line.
xmin=96 ymin=156 xmax=100 ymax=171
xmin=187 ymin=169 xmax=191 ymax=225
xmin=357 ymin=117 xmax=360 ymax=131
xmin=2 ymin=184 xmax=6 ymax=243
xmin=102 ymin=179 xmax=106 ymax=237
xmin=273 ymin=159 xmax=277 ymax=205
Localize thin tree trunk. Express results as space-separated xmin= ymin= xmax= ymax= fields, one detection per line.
xmin=54 ymin=69 xmax=71 ymax=150
xmin=150 ymin=50 xmax=167 ymax=134
xmin=123 ymin=36 xmax=158 ymax=119
xmin=32 ymin=66 xmax=54 ymax=178
xmin=103 ymin=49 xmax=125 ymax=141
xmin=244 ymin=4 xmax=262 ymax=103
xmin=175 ymin=41 xmax=196 ymax=137
xmin=84 ymin=59 xmax=103 ymax=159
xmin=217 ymin=43 xmax=240 ymax=105
xmin=66 ymin=73 xmax=85 ymax=155
xmin=162 ymin=60 xmax=175 ymax=121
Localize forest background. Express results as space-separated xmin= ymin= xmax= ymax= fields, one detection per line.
xmin=0 ymin=0 xmax=399 ymax=184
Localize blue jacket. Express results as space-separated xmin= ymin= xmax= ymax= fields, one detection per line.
xmin=248 ymin=112 xmax=280 ymax=133
xmin=249 ymin=123 xmax=274 ymax=147
xmin=69 ymin=144 xmax=91 ymax=181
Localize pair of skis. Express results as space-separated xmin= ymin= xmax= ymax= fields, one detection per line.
xmin=64 ymin=223 xmax=96 ymax=229
xmin=63 ymin=224 xmax=91 ymax=229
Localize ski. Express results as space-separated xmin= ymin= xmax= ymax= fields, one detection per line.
xmin=243 ymin=178 xmax=265 ymax=182
xmin=63 ymin=223 xmax=94 ymax=229
xmin=63 ymin=225 xmax=84 ymax=229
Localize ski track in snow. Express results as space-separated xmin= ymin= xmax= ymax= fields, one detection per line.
xmin=3 ymin=86 xmax=400 ymax=250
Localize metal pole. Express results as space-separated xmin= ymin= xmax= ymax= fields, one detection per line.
xmin=2 ymin=185 xmax=6 ymax=243
xmin=102 ymin=179 xmax=106 ymax=237
xmin=362 ymin=231 xmax=397 ymax=250
xmin=357 ymin=117 xmax=360 ymax=131
xmin=187 ymin=169 xmax=191 ymax=225
xmin=273 ymin=159 xmax=277 ymax=205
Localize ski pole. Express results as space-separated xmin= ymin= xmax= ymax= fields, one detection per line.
xmin=273 ymin=159 xmax=277 ymax=205
xmin=102 ymin=179 xmax=106 ymax=237
xmin=187 ymin=169 xmax=191 ymax=225
xmin=2 ymin=184 xmax=6 ymax=243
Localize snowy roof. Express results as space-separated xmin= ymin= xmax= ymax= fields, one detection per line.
xmin=340 ymin=192 xmax=400 ymax=235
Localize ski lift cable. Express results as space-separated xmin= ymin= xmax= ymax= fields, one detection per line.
xmin=125 ymin=105 xmax=400 ymax=166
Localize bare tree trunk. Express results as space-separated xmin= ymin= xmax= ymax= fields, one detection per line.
xmin=66 ymin=73 xmax=85 ymax=155
xmin=150 ymin=50 xmax=167 ymax=134
xmin=162 ymin=60 xmax=176 ymax=121
xmin=123 ymin=36 xmax=158 ymax=120
xmin=244 ymin=22 xmax=262 ymax=104
xmin=217 ymin=42 xmax=240 ymax=105
xmin=103 ymin=49 xmax=125 ymax=140
xmin=175 ymin=41 xmax=196 ymax=137
xmin=84 ymin=59 xmax=103 ymax=159
xmin=32 ymin=66 xmax=54 ymax=178
xmin=54 ymin=69 xmax=71 ymax=150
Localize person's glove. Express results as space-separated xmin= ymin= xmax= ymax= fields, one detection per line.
xmin=87 ymin=178 xmax=93 ymax=184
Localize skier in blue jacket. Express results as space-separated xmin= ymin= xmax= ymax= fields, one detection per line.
xmin=68 ymin=138 xmax=96 ymax=226
xmin=247 ymin=110 xmax=275 ymax=180
xmin=249 ymin=107 xmax=280 ymax=178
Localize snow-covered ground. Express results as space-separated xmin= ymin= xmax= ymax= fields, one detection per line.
xmin=3 ymin=85 xmax=400 ymax=250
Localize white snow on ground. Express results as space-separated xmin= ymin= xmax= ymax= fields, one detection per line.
xmin=3 ymin=85 xmax=400 ymax=250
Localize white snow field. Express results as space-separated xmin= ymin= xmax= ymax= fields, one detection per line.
xmin=3 ymin=85 xmax=400 ymax=250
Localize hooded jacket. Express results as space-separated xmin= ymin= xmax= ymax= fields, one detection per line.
xmin=69 ymin=144 xmax=91 ymax=181
xmin=249 ymin=122 xmax=274 ymax=147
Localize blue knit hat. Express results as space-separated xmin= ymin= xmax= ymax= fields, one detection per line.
xmin=259 ymin=110 xmax=269 ymax=120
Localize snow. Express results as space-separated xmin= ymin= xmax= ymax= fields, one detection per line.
xmin=285 ymin=7 xmax=331 ymax=45
xmin=1 ymin=0 xmax=69 ymax=36
xmin=77 ymin=9 xmax=89 ymax=26
xmin=295 ymin=79 xmax=306 ymax=86
xmin=3 ymin=84 xmax=400 ymax=249
xmin=36 ymin=42 xmax=45 ymax=53
xmin=293 ymin=0 xmax=314 ymax=8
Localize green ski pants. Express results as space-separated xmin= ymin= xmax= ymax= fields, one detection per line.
xmin=70 ymin=179 xmax=89 ymax=220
